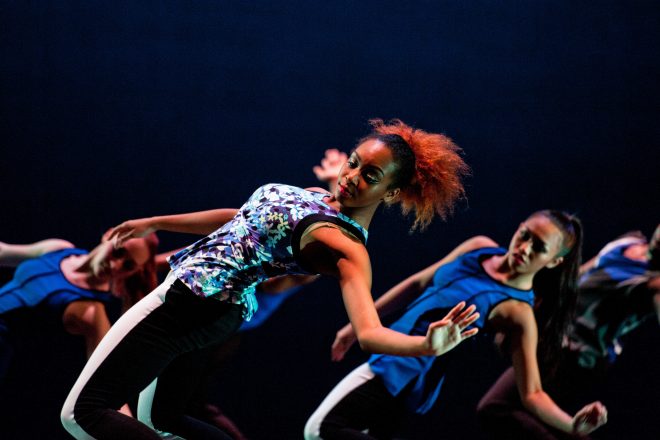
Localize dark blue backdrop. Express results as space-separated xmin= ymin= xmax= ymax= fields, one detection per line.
xmin=1 ymin=1 xmax=659 ymax=438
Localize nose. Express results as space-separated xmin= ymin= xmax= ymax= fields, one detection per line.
xmin=344 ymin=168 xmax=359 ymax=186
xmin=519 ymin=240 xmax=532 ymax=256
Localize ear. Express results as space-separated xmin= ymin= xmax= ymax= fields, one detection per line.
xmin=382 ymin=188 xmax=400 ymax=203
xmin=545 ymin=256 xmax=564 ymax=269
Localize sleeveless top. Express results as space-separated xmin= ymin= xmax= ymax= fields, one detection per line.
xmin=369 ymin=247 xmax=534 ymax=414
xmin=168 ymin=183 xmax=368 ymax=320
xmin=0 ymin=248 xmax=113 ymax=315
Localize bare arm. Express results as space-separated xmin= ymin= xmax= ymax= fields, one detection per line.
xmin=331 ymin=235 xmax=496 ymax=360
xmin=299 ymin=225 xmax=478 ymax=357
xmin=493 ymin=302 xmax=607 ymax=435
xmin=109 ymin=209 xmax=239 ymax=245
xmin=0 ymin=239 xmax=74 ymax=267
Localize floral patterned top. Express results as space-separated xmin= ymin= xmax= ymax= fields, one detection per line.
xmin=168 ymin=183 xmax=368 ymax=320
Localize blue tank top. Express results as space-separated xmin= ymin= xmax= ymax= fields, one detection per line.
xmin=369 ymin=247 xmax=534 ymax=414
xmin=168 ymin=183 xmax=368 ymax=320
xmin=0 ymin=248 xmax=114 ymax=315
xmin=580 ymin=239 xmax=648 ymax=285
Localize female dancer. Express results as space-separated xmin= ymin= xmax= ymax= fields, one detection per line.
xmin=0 ymin=234 xmax=158 ymax=380
xmin=61 ymin=119 xmax=478 ymax=440
xmin=476 ymin=225 xmax=660 ymax=439
xmin=304 ymin=210 xmax=608 ymax=439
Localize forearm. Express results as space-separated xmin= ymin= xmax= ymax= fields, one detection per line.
xmin=357 ymin=326 xmax=430 ymax=356
xmin=149 ymin=209 xmax=239 ymax=235
xmin=522 ymin=391 xmax=574 ymax=434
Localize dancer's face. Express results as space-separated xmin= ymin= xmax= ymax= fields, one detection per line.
xmin=506 ymin=215 xmax=565 ymax=275
xmin=90 ymin=238 xmax=151 ymax=280
xmin=334 ymin=139 xmax=401 ymax=208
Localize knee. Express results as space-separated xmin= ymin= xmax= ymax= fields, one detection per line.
xmin=60 ymin=400 xmax=79 ymax=436
xmin=303 ymin=415 xmax=322 ymax=440
xmin=62 ymin=301 xmax=108 ymax=336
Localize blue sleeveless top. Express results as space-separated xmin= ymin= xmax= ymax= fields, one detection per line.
xmin=580 ymin=238 xmax=648 ymax=285
xmin=369 ymin=247 xmax=534 ymax=414
xmin=0 ymin=248 xmax=114 ymax=315
xmin=168 ymin=183 xmax=368 ymax=320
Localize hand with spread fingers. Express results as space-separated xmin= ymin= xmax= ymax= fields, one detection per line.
xmin=109 ymin=218 xmax=157 ymax=248
xmin=426 ymin=301 xmax=480 ymax=356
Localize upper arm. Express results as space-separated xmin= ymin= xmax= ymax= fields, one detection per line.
xmin=0 ymin=239 xmax=74 ymax=267
xmin=415 ymin=235 xmax=499 ymax=288
xmin=299 ymin=225 xmax=380 ymax=333
xmin=491 ymin=301 xmax=542 ymax=399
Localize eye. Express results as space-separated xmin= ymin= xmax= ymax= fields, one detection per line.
xmin=347 ymin=159 xmax=358 ymax=169
xmin=111 ymin=248 xmax=127 ymax=258
xmin=363 ymin=171 xmax=379 ymax=184
xmin=519 ymin=229 xmax=530 ymax=241
xmin=532 ymin=241 xmax=547 ymax=253
xmin=122 ymin=259 xmax=137 ymax=272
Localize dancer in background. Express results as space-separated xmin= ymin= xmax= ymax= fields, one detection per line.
xmin=62 ymin=118 xmax=478 ymax=440
xmin=305 ymin=210 xmax=607 ymax=440
xmin=476 ymin=224 xmax=659 ymax=440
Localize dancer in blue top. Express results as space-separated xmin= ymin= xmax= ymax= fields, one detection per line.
xmin=0 ymin=235 xmax=158 ymax=370
xmin=61 ymin=119 xmax=479 ymax=440
xmin=305 ymin=210 xmax=608 ymax=440
xmin=477 ymin=225 xmax=659 ymax=440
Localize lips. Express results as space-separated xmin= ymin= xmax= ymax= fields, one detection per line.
xmin=338 ymin=184 xmax=352 ymax=198
xmin=512 ymin=254 xmax=525 ymax=266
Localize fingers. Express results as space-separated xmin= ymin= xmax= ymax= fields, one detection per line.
xmin=461 ymin=327 xmax=479 ymax=339
xmin=442 ymin=301 xmax=467 ymax=321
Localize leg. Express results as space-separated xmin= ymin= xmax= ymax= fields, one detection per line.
xmin=61 ymin=276 xmax=243 ymax=440
xmin=138 ymin=346 xmax=235 ymax=439
xmin=305 ymin=363 xmax=404 ymax=440
xmin=477 ymin=367 xmax=575 ymax=440
xmin=62 ymin=300 xmax=112 ymax=358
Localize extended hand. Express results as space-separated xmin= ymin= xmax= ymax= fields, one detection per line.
xmin=331 ymin=323 xmax=357 ymax=362
xmin=108 ymin=218 xmax=156 ymax=247
xmin=425 ymin=301 xmax=480 ymax=356
xmin=572 ymin=401 xmax=607 ymax=436
xmin=313 ymin=149 xmax=348 ymax=184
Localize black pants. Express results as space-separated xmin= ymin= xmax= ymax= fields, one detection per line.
xmin=320 ymin=375 xmax=406 ymax=440
xmin=62 ymin=276 xmax=243 ymax=439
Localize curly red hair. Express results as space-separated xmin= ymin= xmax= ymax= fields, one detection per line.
xmin=367 ymin=119 xmax=469 ymax=231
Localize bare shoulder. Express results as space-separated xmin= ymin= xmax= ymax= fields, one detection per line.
xmin=463 ymin=235 xmax=499 ymax=250
xmin=490 ymin=299 xmax=535 ymax=330
xmin=298 ymin=222 xmax=368 ymax=276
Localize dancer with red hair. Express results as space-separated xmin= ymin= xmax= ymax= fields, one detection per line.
xmin=61 ymin=119 xmax=476 ymax=440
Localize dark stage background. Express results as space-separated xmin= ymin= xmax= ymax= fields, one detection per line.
xmin=1 ymin=1 xmax=659 ymax=438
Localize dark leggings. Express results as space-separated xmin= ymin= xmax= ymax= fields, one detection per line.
xmin=320 ymin=376 xmax=406 ymax=440
xmin=62 ymin=278 xmax=243 ymax=439
xmin=476 ymin=367 xmax=593 ymax=440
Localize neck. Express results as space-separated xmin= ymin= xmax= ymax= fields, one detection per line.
xmin=485 ymin=254 xmax=534 ymax=290
xmin=66 ymin=255 xmax=111 ymax=291
xmin=324 ymin=195 xmax=379 ymax=230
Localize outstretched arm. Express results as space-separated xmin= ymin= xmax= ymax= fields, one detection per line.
xmin=494 ymin=301 xmax=607 ymax=436
xmin=109 ymin=209 xmax=239 ymax=246
xmin=0 ymin=239 xmax=74 ymax=267
xmin=331 ymin=235 xmax=496 ymax=360
xmin=299 ymin=225 xmax=479 ymax=357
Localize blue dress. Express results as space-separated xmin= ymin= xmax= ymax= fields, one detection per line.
xmin=369 ymin=247 xmax=535 ymax=414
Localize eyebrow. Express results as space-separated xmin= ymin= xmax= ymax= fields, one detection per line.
xmin=353 ymin=151 xmax=385 ymax=177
